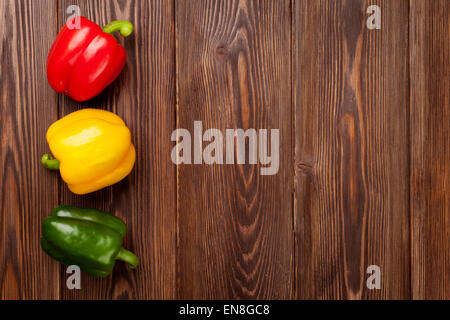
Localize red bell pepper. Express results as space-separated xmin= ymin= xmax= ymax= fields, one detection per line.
xmin=47 ymin=17 xmax=133 ymax=102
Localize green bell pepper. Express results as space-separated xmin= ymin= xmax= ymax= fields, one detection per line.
xmin=41 ymin=205 xmax=139 ymax=278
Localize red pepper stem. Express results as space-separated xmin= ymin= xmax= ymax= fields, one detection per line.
xmin=102 ymin=21 xmax=134 ymax=37
xmin=41 ymin=154 xmax=60 ymax=170
xmin=116 ymin=247 xmax=139 ymax=269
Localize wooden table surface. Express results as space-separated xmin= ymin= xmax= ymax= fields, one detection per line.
xmin=0 ymin=0 xmax=448 ymax=300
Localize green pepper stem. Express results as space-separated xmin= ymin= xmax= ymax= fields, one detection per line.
xmin=116 ymin=248 xmax=139 ymax=269
xmin=41 ymin=154 xmax=60 ymax=170
xmin=102 ymin=20 xmax=134 ymax=37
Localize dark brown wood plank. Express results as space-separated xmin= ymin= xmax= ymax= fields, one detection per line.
xmin=58 ymin=0 xmax=176 ymax=299
xmin=410 ymin=0 xmax=450 ymax=300
xmin=176 ymin=0 xmax=294 ymax=299
xmin=0 ymin=0 xmax=60 ymax=299
xmin=294 ymin=0 xmax=410 ymax=299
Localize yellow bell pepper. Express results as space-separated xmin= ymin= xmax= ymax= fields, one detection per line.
xmin=41 ymin=109 xmax=136 ymax=195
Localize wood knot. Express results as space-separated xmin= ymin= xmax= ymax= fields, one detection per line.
xmin=216 ymin=44 xmax=228 ymax=55
xmin=296 ymin=161 xmax=314 ymax=176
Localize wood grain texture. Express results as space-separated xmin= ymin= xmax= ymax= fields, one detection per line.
xmin=1 ymin=0 xmax=450 ymax=300
xmin=57 ymin=0 xmax=176 ymax=299
xmin=176 ymin=0 xmax=294 ymax=299
xmin=0 ymin=0 xmax=60 ymax=299
xmin=410 ymin=0 xmax=450 ymax=300
xmin=294 ymin=0 xmax=411 ymax=299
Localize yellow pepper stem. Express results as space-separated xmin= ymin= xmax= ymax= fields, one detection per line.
xmin=42 ymin=154 xmax=60 ymax=170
